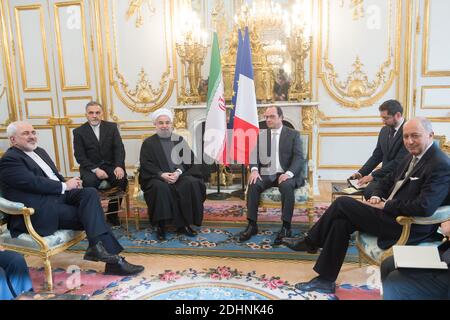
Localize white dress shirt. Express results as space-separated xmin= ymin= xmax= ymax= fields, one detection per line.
xmin=90 ymin=124 xmax=100 ymax=173
xmin=251 ymin=126 xmax=294 ymax=178
xmin=90 ymin=124 xmax=100 ymax=141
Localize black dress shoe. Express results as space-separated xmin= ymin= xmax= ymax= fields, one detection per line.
xmin=187 ymin=226 xmax=198 ymax=236
xmin=294 ymin=276 xmax=336 ymax=294
xmin=104 ymin=257 xmax=145 ymax=276
xmin=84 ymin=241 xmax=120 ymax=264
xmin=273 ymin=226 xmax=292 ymax=245
xmin=156 ymin=226 xmax=166 ymax=241
xmin=176 ymin=226 xmax=197 ymax=237
xmin=282 ymin=237 xmax=318 ymax=254
xmin=238 ymin=224 xmax=258 ymax=242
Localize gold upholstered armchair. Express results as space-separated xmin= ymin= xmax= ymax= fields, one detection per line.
xmin=256 ymin=131 xmax=315 ymax=224
xmin=0 ymin=195 xmax=86 ymax=291
xmin=356 ymin=136 xmax=450 ymax=266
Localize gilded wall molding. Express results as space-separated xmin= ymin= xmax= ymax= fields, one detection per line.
xmin=105 ymin=0 xmax=176 ymax=120
xmin=54 ymin=1 xmax=91 ymax=91
xmin=421 ymin=0 xmax=450 ymax=77
xmin=24 ymin=98 xmax=55 ymax=119
xmin=34 ymin=125 xmax=60 ymax=170
xmin=317 ymin=131 xmax=379 ymax=169
xmin=63 ymin=96 xmax=93 ymax=117
xmin=14 ymin=4 xmax=51 ymax=92
xmin=420 ymin=85 xmax=450 ymax=110
xmin=0 ymin=0 xmax=17 ymax=124
xmin=412 ymin=0 xmax=450 ymax=123
xmin=318 ymin=0 xmax=401 ymax=109
xmin=126 ymin=0 xmax=156 ymax=28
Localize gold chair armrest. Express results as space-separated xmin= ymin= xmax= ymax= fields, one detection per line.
xmin=2 ymin=207 xmax=49 ymax=252
xmin=21 ymin=208 xmax=50 ymax=252
xmin=381 ymin=216 xmax=414 ymax=262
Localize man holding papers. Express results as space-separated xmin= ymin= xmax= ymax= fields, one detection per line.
xmin=283 ymin=117 xmax=450 ymax=294
xmin=381 ymin=221 xmax=450 ymax=300
xmin=349 ymin=100 xmax=408 ymax=199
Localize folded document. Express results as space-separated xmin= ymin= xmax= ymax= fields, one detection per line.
xmin=347 ymin=179 xmax=369 ymax=190
xmin=393 ymin=245 xmax=448 ymax=270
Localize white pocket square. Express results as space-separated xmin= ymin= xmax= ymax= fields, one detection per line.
xmin=410 ymin=177 xmax=420 ymax=181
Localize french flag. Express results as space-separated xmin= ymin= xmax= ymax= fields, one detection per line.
xmin=231 ymin=27 xmax=259 ymax=165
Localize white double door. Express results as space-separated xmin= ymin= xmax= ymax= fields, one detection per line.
xmin=6 ymin=0 xmax=100 ymax=177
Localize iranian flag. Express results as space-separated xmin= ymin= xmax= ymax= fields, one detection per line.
xmin=203 ymin=32 xmax=227 ymax=164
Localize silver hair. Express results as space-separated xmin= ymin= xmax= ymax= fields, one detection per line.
xmin=6 ymin=122 xmax=19 ymax=138
xmin=6 ymin=121 xmax=32 ymax=138
xmin=411 ymin=117 xmax=434 ymax=134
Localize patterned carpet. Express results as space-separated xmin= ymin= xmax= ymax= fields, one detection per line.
xmin=68 ymin=222 xmax=359 ymax=262
xmin=132 ymin=200 xmax=329 ymax=224
xmin=28 ymin=266 xmax=380 ymax=300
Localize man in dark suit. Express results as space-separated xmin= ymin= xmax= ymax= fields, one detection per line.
xmin=0 ymin=121 xmax=144 ymax=276
xmin=349 ymin=100 xmax=409 ymax=199
xmin=381 ymin=220 xmax=450 ymax=300
xmin=284 ymin=117 xmax=450 ymax=293
xmin=239 ymin=106 xmax=304 ymax=245
xmin=73 ymin=101 xmax=127 ymax=226
xmin=139 ymin=109 xmax=206 ymax=241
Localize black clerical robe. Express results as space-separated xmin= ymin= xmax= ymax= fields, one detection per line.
xmin=139 ymin=134 xmax=206 ymax=227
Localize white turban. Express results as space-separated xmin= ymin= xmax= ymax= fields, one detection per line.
xmin=152 ymin=108 xmax=173 ymax=123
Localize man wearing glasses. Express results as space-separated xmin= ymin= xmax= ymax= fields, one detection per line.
xmin=349 ymin=99 xmax=409 ymax=199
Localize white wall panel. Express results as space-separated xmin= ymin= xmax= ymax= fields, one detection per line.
xmin=54 ymin=2 xmax=90 ymax=90
xmin=318 ymin=133 xmax=379 ymax=169
xmin=25 ymin=98 xmax=54 ymax=119
xmin=14 ymin=6 xmax=50 ymax=91
xmin=423 ymin=0 xmax=450 ymax=75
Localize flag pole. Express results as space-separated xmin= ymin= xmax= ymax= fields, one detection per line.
xmin=207 ymin=163 xmax=231 ymax=200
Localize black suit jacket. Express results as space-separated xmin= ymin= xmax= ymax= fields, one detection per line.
xmin=0 ymin=147 xmax=66 ymax=237
xmin=373 ymin=143 xmax=450 ymax=247
xmin=251 ymin=126 xmax=304 ymax=187
xmin=139 ymin=134 xmax=203 ymax=188
xmin=359 ymin=124 xmax=408 ymax=179
xmin=73 ymin=121 xmax=126 ymax=173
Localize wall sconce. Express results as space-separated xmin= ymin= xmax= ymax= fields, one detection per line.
xmin=285 ymin=0 xmax=312 ymax=101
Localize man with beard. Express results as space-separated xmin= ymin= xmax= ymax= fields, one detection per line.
xmin=73 ymin=101 xmax=127 ymax=226
xmin=349 ymin=100 xmax=408 ymax=200
xmin=139 ymin=109 xmax=206 ymax=241
xmin=0 ymin=122 xmax=144 ymax=276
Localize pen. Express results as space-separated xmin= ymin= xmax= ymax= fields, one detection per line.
xmin=382 ymin=198 xmax=388 ymax=202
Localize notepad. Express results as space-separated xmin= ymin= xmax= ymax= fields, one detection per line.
xmin=347 ymin=179 xmax=369 ymax=190
xmin=342 ymin=187 xmax=361 ymax=195
xmin=393 ymin=245 xmax=448 ymax=270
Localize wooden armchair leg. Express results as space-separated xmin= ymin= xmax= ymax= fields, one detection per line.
xmin=134 ymin=208 xmax=140 ymax=231
xmin=43 ymin=257 xmax=53 ymax=291
xmin=124 ymin=194 xmax=130 ymax=236
xmin=307 ymin=208 xmax=314 ymax=226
